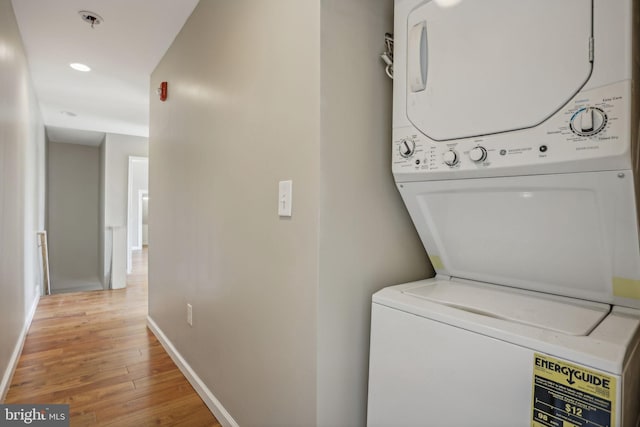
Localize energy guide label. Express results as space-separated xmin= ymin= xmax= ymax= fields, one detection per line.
xmin=531 ymin=353 xmax=617 ymax=427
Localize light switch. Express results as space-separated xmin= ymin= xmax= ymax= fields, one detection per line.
xmin=278 ymin=180 xmax=292 ymax=217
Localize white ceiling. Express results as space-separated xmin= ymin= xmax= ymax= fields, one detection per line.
xmin=12 ymin=0 xmax=200 ymax=140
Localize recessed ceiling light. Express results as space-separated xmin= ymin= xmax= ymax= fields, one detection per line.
xmin=60 ymin=111 xmax=77 ymax=117
xmin=70 ymin=63 xmax=91 ymax=72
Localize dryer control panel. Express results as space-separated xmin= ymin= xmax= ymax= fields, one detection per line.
xmin=393 ymin=82 xmax=631 ymax=181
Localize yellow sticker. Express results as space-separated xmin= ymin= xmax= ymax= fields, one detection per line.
xmin=612 ymin=277 xmax=640 ymax=300
xmin=429 ymin=255 xmax=444 ymax=270
xmin=531 ymin=353 xmax=616 ymax=427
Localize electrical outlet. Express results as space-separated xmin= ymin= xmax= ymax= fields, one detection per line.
xmin=187 ymin=303 xmax=193 ymax=326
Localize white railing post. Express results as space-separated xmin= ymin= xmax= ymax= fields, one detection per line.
xmin=36 ymin=231 xmax=50 ymax=295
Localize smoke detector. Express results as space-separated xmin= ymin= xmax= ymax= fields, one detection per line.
xmin=78 ymin=10 xmax=103 ymax=29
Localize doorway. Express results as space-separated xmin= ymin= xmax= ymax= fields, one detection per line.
xmin=127 ymin=157 xmax=148 ymax=274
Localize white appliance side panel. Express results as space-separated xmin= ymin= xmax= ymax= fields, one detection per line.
xmin=367 ymin=303 xmax=631 ymax=427
xmin=393 ymin=0 xmax=414 ymax=131
xmin=367 ymin=303 xmax=535 ymax=427
xmin=405 ymin=0 xmax=592 ymax=141
xmin=398 ymin=171 xmax=640 ymax=308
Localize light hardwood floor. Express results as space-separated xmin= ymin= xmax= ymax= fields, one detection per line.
xmin=5 ymin=248 xmax=221 ymax=427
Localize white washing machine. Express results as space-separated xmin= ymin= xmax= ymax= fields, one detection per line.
xmin=367 ymin=1 xmax=640 ymax=426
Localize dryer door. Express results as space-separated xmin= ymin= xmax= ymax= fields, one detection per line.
xmin=406 ymin=0 xmax=593 ymax=141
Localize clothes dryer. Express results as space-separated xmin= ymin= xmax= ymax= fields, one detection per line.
xmin=368 ymin=1 xmax=640 ymax=426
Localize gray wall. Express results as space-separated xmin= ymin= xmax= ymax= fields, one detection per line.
xmin=0 ymin=0 xmax=46 ymax=399
xmin=149 ymin=0 xmax=431 ymax=426
xmin=47 ymin=142 xmax=101 ymax=292
xmin=150 ymin=1 xmax=321 ymax=425
xmin=317 ymin=0 xmax=432 ymax=424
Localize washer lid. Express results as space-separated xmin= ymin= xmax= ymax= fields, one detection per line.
xmin=406 ymin=0 xmax=593 ymax=141
xmin=397 ymin=171 xmax=640 ymax=309
xmin=403 ymin=280 xmax=610 ymax=336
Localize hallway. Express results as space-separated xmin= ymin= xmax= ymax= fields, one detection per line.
xmin=4 ymin=249 xmax=220 ymax=426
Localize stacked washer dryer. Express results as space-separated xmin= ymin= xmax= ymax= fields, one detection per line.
xmin=367 ymin=1 xmax=640 ymax=426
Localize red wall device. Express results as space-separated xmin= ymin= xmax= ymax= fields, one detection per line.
xmin=159 ymin=82 xmax=168 ymax=102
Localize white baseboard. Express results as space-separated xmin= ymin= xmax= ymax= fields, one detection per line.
xmin=0 ymin=293 xmax=40 ymax=402
xmin=147 ymin=316 xmax=239 ymax=427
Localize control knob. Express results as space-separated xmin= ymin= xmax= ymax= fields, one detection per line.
xmin=399 ymin=139 xmax=416 ymax=158
xmin=443 ymin=150 xmax=459 ymax=167
xmin=469 ymin=146 xmax=487 ymax=163
xmin=570 ymin=107 xmax=607 ymax=137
